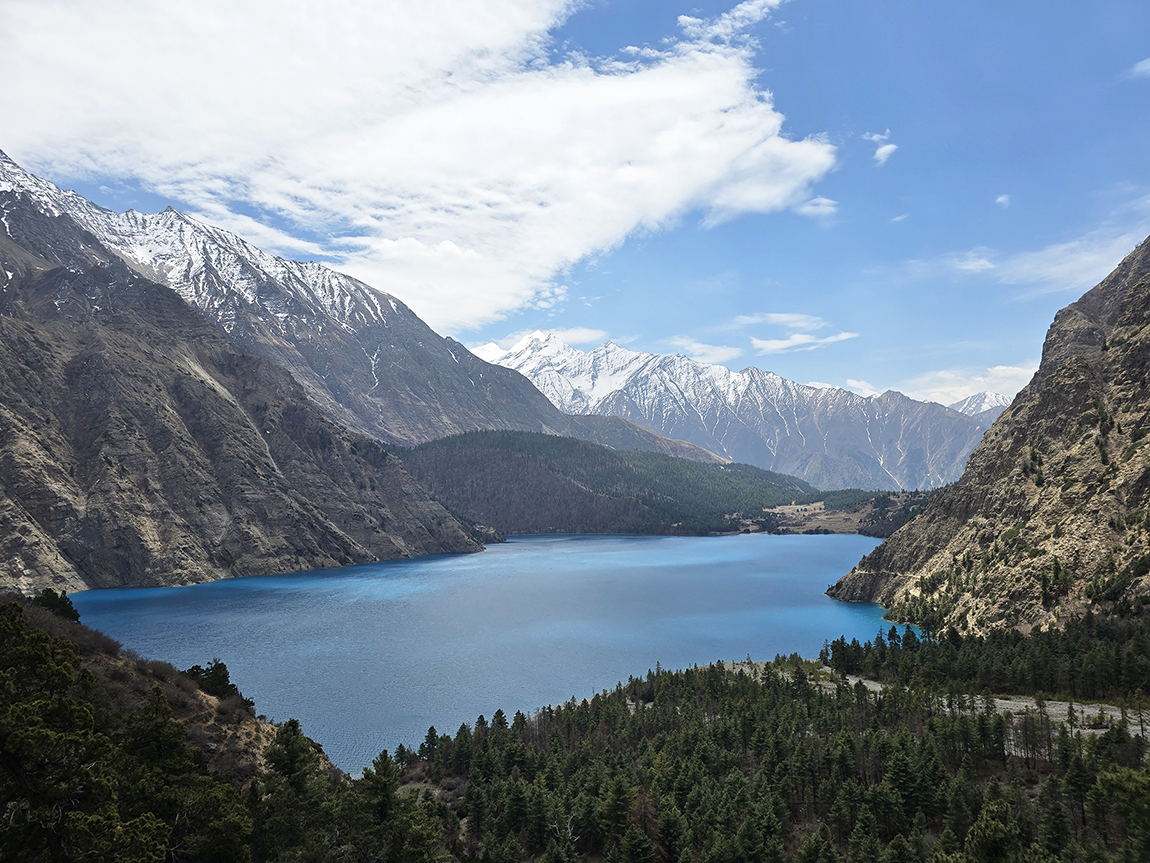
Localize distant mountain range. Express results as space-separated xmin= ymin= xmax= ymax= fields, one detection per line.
xmin=947 ymin=391 xmax=1011 ymax=423
xmin=0 ymin=151 xmax=716 ymax=464
xmin=478 ymin=332 xmax=1000 ymax=491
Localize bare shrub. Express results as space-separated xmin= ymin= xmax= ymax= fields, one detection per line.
xmin=22 ymin=604 xmax=122 ymax=655
xmin=146 ymin=659 xmax=179 ymax=682
xmin=162 ymin=683 xmax=190 ymax=710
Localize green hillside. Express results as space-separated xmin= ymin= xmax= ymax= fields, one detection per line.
xmin=401 ymin=431 xmax=852 ymax=536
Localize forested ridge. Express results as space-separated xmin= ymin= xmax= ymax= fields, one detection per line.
xmin=402 ymin=431 xmax=875 ymax=536
xmin=6 ymin=593 xmax=1150 ymax=861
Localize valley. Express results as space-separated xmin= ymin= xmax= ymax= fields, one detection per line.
xmin=3 ymin=156 xmax=1150 ymax=863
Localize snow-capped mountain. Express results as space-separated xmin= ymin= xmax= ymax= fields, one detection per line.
xmin=0 ymin=151 xmax=715 ymax=461
xmin=483 ymin=332 xmax=996 ymax=490
xmin=947 ymin=391 xmax=1012 ymax=423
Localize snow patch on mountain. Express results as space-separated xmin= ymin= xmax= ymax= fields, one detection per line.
xmin=0 ymin=149 xmax=406 ymax=338
xmin=486 ymin=331 xmax=993 ymax=490
xmin=947 ymin=391 xmax=1012 ymax=416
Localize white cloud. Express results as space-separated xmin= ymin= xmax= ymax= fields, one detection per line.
xmin=995 ymin=194 xmax=1010 ymax=208
xmin=794 ymin=195 xmax=839 ymax=218
xmin=751 ymin=331 xmax=858 ymax=354
xmin=918 ymin=196 xmax=1150 ymax=295
xmin=735 ymin=311 xmax=855 ymax=354
xmin=900 ymin=362 xmax=1038 ymax=405
xmin=806 ymin=381 xmax=834 ymax=390
xmin=729 ymin=312 xmax=828 ymax=330
xmin=872 ymin=143 xmax=898 ymax=167
xmin=845 ymin=379 xmax=879 ymax=397
xmin=950 ymin=249 xmax=997 ymax=273
xmin=995 ymin=228 xmax=1147 ymax=295
xmin=1 ymin=0 xmax=836 ymax=332
xmin=1126 ymin=57 xmax=1150 ymax=78
xmin=667 ymin=336 xmax=744 ymax=364
xmin=678 ymin=0 xmax=784 ymax=42
xmin=862 ymin=130 xmax=897 ymax=166
xmin=891 ymin=213 xmax=909 ymax=223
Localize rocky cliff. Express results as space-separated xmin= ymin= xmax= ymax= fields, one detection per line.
xmin=0 ymin=191 xmax=481 ymax=595
xmin=828 ymin=237 xmax=1150 ymax=632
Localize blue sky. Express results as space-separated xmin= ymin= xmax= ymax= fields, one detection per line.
xmin=4 ymin=0 xmax=1149 ymax=403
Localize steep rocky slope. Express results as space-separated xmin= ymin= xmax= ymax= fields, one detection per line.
xmin=0 ymin=151 xmax=718 ymax=463
xmin=829 ymin=237 xmax=1150 ymax=633
xmin=0 ymin=191 xmax=481 ymax=595
xmin=481 ymin=332 xmax=992 ymax=490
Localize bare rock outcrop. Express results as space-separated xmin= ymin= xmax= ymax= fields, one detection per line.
xmin=828 ymin=237 xmax=1150 ymax=633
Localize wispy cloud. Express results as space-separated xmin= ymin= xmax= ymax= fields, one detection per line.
xmin=862 ymin=130 xmax=898 ymax=166
xmin=729 ymin=312 xmax=828 ymax=330
xmin=731 ymin=311 xmax=856 ymax=354
xmin=1 ymin=0 xmax=836 ymax=333
xmin=995 ymin=228 xmax=1147 ymax=295
xmin=943 ymin=229 xmax=1145 ymax=295
xmin=678 ymin=0 xmax=784 ymax=42
xmin=873 ymin=144 xmax=898 ymax=167
xmin=794 ymin=195 xmax=839 ymax=219
xmin=900 ymin=362 xmax=1038 ymax=404
xmin=949 ymin=249 xmax=997 ymax=273
xmin=845 ymin=379 xmax=879 ymax=397
xmin=667 ymin=336 xmax=744 ymax=364
xmin=995 ymin=194 xmax=1010 ymax=208
xmin=1125 ymin=57 xmax=1150 ymax=79
xmin=891 ymin=213 xmax=909 ymax=223
xmin=905 ymin=199 xmax=1150 ymax=295
xmin=751 ymin=331 xmax=858 ymax=354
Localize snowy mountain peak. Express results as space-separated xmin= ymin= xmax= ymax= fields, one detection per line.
xmin=0 ymin=151 xmax=412 ymax=339
xmin=486 ymin=334 xmax=992 ymax=490
xmin=948 ymin=391 xmax=1011 ymax=416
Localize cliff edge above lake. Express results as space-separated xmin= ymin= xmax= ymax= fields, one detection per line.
xmin=828 ymin=236 xmax=1150 ymax=633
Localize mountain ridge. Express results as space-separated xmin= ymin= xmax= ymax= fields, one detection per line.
xmin=0 ymin=151 xmax=720 ymax=464
xmin=827 ymin=235 xmax=1150 ymax=633
xmin=0 ymin=189 xmax=483 ymax=594
xmin=481 ymin=330 xmax=995 ymax=491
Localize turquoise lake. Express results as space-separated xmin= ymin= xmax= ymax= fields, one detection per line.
xmin=72 ymin=533 xmax=892 ymax=772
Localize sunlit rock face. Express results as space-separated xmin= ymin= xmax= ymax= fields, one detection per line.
xmin=829 ymin=236 xmax=1150 ymax=633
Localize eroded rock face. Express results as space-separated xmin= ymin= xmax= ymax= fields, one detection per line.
xmin=828 ymin=237 xmax=1150 ymax=633
xmin=0 ymin=192 xmax=480 ymax=594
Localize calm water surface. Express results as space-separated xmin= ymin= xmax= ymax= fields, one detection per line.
xmin=73 ymin=533 xmax=889 ymax=772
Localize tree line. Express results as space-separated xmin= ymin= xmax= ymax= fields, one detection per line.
xmin=5 ymin=593 xmax=1150 ymax=861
